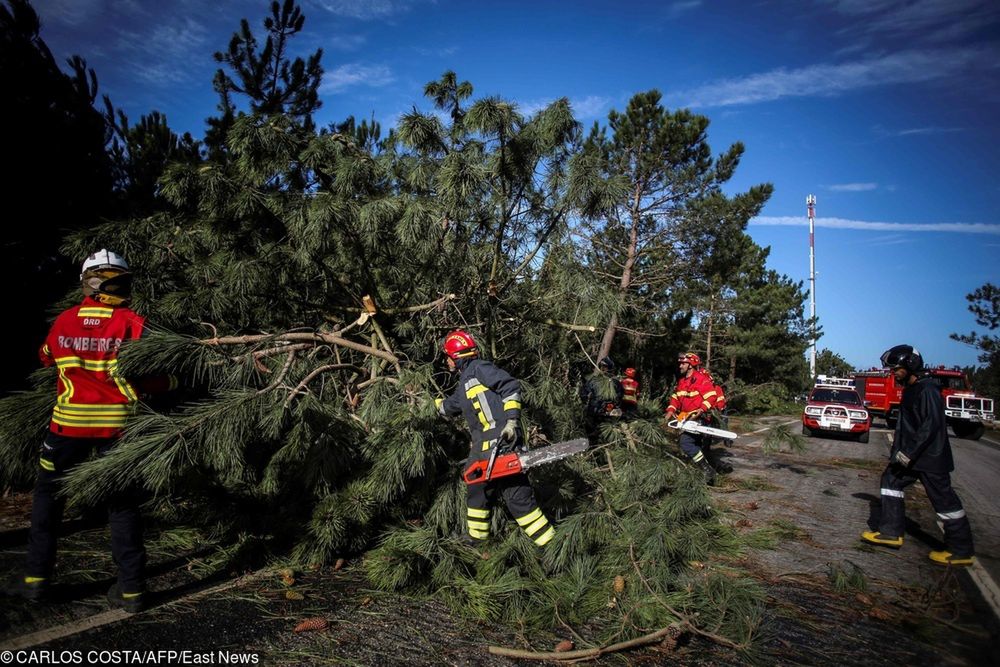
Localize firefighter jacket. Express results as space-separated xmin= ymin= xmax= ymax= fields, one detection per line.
xmin=891 ymin=375 xmax=954 ymax=473
xmin=665 ymin=369 xmax=718 ymax=419
xmin=580 ymin=373 xmax=623 ymax=417
xmin=439 ymin=358 xmax=522 ymax=456
xmin=621 ymin=377 xmax=639 ymax=408
xmin=39 ymin=297 xmax=168 ymax=438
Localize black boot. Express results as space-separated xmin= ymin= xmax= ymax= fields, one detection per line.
xmin=711 ymin=458 xmax=734 ymax=474
xmin=107 ymin=583 xmax=145 ymax=614
xmin=4 ymin=575 xmax=48 ymax=602
xmin=696 ymin=458 xmax=717 ymax=486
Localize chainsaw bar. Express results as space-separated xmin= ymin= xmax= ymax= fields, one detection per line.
xmin=518 ymin=437 xmax=590 ymax=469
xmin=667 ymin=419 xmax=738 ymax=440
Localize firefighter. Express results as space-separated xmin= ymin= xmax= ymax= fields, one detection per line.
xmin=663 ymin=352 xmax=720 ymax=484
xmin=5 ymin=250 xmax=174 ymax=613
xmin=621 ymin=367 xmax=640 ymax=416
xmin=436 ymin=330 xmax=555 ymax=548
xmin=580 ymin=356 xmax=624 ymax=435
xmin=861 ymin=345 xmax=975 ymax=566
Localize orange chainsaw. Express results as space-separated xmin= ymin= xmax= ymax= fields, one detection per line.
xmin=462 ymin=438 xmax=589 ymax=485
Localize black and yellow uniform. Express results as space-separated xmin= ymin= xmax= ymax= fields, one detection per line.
xmin=438 ymin=358 xmax=555 ymax=547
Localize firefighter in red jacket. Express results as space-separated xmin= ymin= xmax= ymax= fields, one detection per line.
xmin=664 ymin=352 xmax=720 ymax=484
xmin=436 ymin=330 xmax=555 ymax=548
xmin=621 ymin=367 xmax=640 ymax=416
xmin=8 ymin=250 xmax=171 ymax=612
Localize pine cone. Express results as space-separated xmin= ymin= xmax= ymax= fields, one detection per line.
xmin=659 ymin=625 xmax=682 ymax=651
xmin=285 ymin=590 xmax=305 ymax=601
xmin=334 ymin=558 xmax=346 ymax=571
xmin=613 ymin=575 xmax=626 ymax=594
xmin=293 ymin=617 xmax=329 ymax=633
xmin=554 ymin=640 xmax=574 ymax=652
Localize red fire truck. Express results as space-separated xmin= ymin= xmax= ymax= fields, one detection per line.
xmin=854 ymin=367 xmax=994 ymax=440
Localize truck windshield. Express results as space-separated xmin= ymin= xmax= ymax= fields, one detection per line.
xmin=810 ymin=389 xmax=861 ymax=405
xmin=931 ymin=376 xmax=967 ymax=391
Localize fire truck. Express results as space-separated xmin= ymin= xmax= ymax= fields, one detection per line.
xmin=854 ymin=367 xmax=994 ymax=440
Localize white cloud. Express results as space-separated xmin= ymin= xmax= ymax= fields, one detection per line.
xmin=675 ymin=47 xmax=990 ymax=108
xmin=321 ymin=63 xmax=395 ymax=93
xmin=827 ymin=182 xmax=878 ymax=192
xmin=894 ymin=126 xmax=963 ymax=137
xmin=670 ymin=1 xmax=702 ymax=14
xmin=518 ymin=95 xmax=611 ymax=120
xmin=115 ymin=18 xmax=210 ymax=85
xmin=751 ymin=216 xmax=1000 ymax=235
xmin=309 ymin=0 xmax=423 ymax=20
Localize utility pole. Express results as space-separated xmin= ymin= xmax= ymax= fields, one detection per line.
xmin=807 ymin=194 xmax=817 ymax=379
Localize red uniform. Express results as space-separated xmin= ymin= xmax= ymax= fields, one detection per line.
xmin=621 ymin=377 xmax=639 ymax=408
xmin=665 ymin=369 xmax=718 ymax=418
xmin=39 ymin=296 xmax=147 ymax=438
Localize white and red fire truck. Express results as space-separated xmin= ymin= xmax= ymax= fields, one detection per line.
xmin=854 ymin=366 xmax=994 ymax=440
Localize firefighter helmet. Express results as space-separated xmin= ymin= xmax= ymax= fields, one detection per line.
xmin=80 ymin=249 xmax=132 ymax=306
xmin=443 ymin=330 xmax=478 ymax=359
xmin=624 ymin=367 xmax=637 ymax=379
xmin=678 ymin=352 xmax=701 ymax=367
xmin=880 ymin=344 xmax=924 ymax=374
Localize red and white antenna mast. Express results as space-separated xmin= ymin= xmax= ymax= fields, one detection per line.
xmin=807 ymin=194 xmax=817 ymax=379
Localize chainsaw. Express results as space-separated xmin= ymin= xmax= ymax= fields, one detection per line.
xmin=462 ymin=437 xmax=589 ymax=485
xmin=666 ymin=418 xmax=738 ymax=440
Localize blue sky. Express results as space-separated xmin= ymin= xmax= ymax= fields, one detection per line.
xmin=31 ymin=0 xmax=1000 ymax=372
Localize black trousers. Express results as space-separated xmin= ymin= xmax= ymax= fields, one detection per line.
xmin=26 ymin=433 xmax=146 ymax=592
xmin=878 ymin=463 xmax=974 ymax=557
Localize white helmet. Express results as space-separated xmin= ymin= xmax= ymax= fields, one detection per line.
xmin=80 ymin=249 xmax=129 ymax=280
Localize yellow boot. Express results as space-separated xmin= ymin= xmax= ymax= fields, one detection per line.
xmin=860 ymin=530 xmax=903 ymax=548
xmin=928 ymin=550 xmax=975 ymax=567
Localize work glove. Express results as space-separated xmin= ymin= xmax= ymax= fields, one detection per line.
xmin=684 ymin=409 xmax=702 ymax=422
xmin=892 ymin=450 xmax=912 ymax=467
xmin=500 ymin=418 xmax=518 ymax=444
xmin=434 ymin=397 xmax=444 ymax=415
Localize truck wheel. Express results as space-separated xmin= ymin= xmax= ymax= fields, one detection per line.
xmin=952 ymin=422 xmax=985 ymax=440
xmin=857 ymin=431 xmax=870 ymax=443
xmin=801 ymin=424 xmax=812 ymax=437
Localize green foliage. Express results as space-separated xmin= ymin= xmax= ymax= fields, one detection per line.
xmin=951 ymin=282 xmax=1000 ymax=400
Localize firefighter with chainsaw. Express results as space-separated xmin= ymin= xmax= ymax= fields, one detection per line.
xmin=621 ymin=367 xmax=640 ymax=417
xmin=861 ymin=345 xmax=975 ymax=566
xmin=436 ymin=330 xmax=555 ymax=548
xmin=663 ymin=352 xmax=722 ymax=484
xmin=5 ymin=250 xmax=174 ymax=613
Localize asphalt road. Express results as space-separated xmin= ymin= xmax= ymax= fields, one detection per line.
xmin=950 ymin=427 xmax=1000 ymax=612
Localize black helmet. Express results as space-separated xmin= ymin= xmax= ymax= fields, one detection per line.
xmin=880 ymin=344 xmax=924 ymax=374
xmin=598 ymin=356 xmax=616 ymax=371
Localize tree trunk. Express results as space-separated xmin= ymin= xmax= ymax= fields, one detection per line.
xmin=597 ymin=186 xmax=642 ymax=361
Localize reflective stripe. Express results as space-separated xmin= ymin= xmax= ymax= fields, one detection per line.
xmin=467 ymin=519 xmax=490 ymax=531
xmin=515 ymin=508 xmax=543 ymax=527
xmin=57 ymin=365 xmax=74 ymax=403
xmin=478 ymin=395 xmax=496 ymax=431
xmin=78 ymin=307 xmax=114 ymax=318
xmin=703 ymin=391 xmax=717 ymax=400
xmin=502 ymin=393 xmax=520 ymax=403
xmin=39 ymin=458 xmax=55 ymax=472
xmin=503 ymin=400 xmax=521 ymax=411
xmin=55 ymin=357 xmax=117 ymax=371
xmin=122 ymin=592 xmax=142 ymax=599
xmin=524 ymin=515 xmax=549 ymax=537
xmin=468 ymin=527 xmax=489 ymax=539
xmin=881 ymin=488 xmax=905 ymax=498
xmin=52 ymin=412 xmax=129 ymax=428
xmin=533 ymin=526 xmax=555 ymax=546
xmin=54 ymin=403 xmax=132 ymax=414
xmin=467 ymin=507 xmax=490 ymax=519
xmin=24 ymin=576 xmax=46 ymax=584
xmin=42 ymin=344 xmax=50 ymax=355
xmin=692 ymin=451 xmax=704 ymax=462
xmin=465 ymin=384 xmax=488 ymax=399
xmin=937 ymin=509 xmax=966 ymax=520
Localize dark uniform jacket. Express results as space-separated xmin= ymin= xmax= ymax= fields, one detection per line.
xmin=439 ymin=358 xmax=522 ymax=458
xmin=892 ymin=375 xmax=954 ymax=473
xmin=580 ymin=373 xmax=623 ymax=417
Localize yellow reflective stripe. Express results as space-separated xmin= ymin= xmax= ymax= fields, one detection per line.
xmin=503 ymin=400 xmax=521 ymax=411
xmin=39 ymin=458 xmax=55 ymax=472
xmin=703 ymin=391 xmax=717 ymax=400
xmin=533 ymin=526 xmax=555 ymax=546
xmin=57 ymin=365 xmax=74 ymax=403
xmin=468 ymin=528 xmax=489 ymax=539
xmin=42 ymin=344 xmax=51 ymax=355
xmin=465 ymin=385 xmax=488 ymax=399
xmin=52 ymin=414 xmax=128 ymax=428
xmin=78 ymin=307 xmax=114 ymax=318
xmin=54 ymin=403 xmax=133 ymax=414
xmin=122 ymin=592 xmax=142 ymax=599
xmin=467 ymin=507 xmax=490 ymax=518
xmin=702 ymin=401 xmax=712 ymax=409
xmin=692 ymin=451 xmax=704 ymax=462
xmin=515 ymin=507 xmax=543 ymax=527
xmin=524 ymin=515 xmax=549 ymax=537
xmin=473 ymin=399 xmax=490 ymax=430
xmin=55 ymin=357 xmax=116 ymax=371
xmin=24 ymin=576 xmax=46 ymax=584
xmin=467 ymin=519 xmax=490 ymax=531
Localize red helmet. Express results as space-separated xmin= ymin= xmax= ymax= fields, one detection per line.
xmin=443 ymin=330 xmax=478 ymax=359
xmin=678 ymin=352 xmax=701 ymax=367
xmin=624 ymin=367 xmax=637 ymax=378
